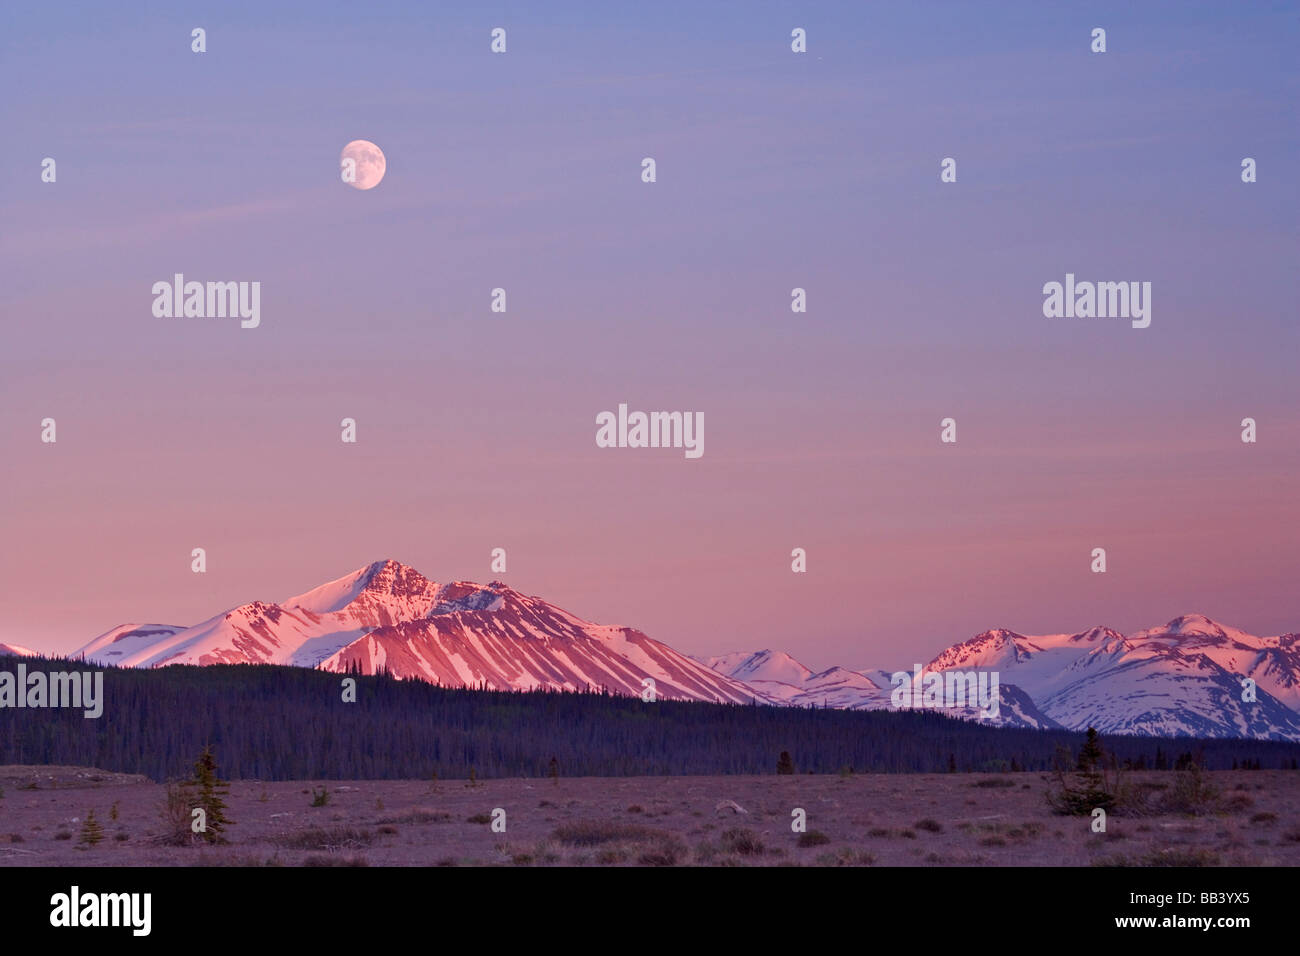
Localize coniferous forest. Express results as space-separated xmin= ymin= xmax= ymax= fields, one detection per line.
xmin=2 ymin=656 xmax=1299 ymax=781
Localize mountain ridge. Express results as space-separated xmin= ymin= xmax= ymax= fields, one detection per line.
xmin=63 ymin=559 xmax=1300 ymax=740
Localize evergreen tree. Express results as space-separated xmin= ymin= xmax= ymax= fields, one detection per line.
xmin=78 ymin=809 xmax=104 ymax=847
xmin=1046 ymin=731 xmax=1123 ymax=816
xmin=190 ymin=745 xmax=232 ymax=844
xmin=1077 ymin=727 xmax=1104 ymax=772
xmin=776 ymin=751 xmax=795 ymax=775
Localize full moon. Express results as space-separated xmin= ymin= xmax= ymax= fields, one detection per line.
xmin=340 ymin=140 xmax=386 ymax=190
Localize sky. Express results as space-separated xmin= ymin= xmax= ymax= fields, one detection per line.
xmin=2 ymin=1 xmax=1297 ymax=670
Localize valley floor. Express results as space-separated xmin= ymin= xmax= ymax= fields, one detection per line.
xmin=0 ymin=766 xmax=1296 ymax=867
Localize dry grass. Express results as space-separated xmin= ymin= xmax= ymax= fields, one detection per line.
xmin=3 ymin=768 xmax=1297 ymax=867
xmin=271 ymin=826 xmax=373 ymax=850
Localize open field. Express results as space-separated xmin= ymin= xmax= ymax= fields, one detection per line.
xmin=1 ymin=766 xmax=1297 ymax=867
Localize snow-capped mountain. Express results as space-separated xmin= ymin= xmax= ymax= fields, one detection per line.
xmin=700 ymin=650 xmax=1060 ymax=730
xmin=0 ymin=642 xmax=38 ymax=657
xmin=920 ymin=615 xmax=1300 ymax=739
xmin=706 ymin=615 xmax=1300 ymax=740
xmin=74 ymin=625 xmax=190 ymax=665
xmin=699 ymin=650 xmax=895 ymax=710
xmin=73 ymin=560 xmax=761 ymax=704
xmin=67 ymin=562 xmax=1300 ymax=740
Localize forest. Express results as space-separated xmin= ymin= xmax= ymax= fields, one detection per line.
xmin=2 ymin=655 xmax=1299 ymax=781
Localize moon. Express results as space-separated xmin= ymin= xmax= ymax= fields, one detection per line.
xmin=340 ymin=140 xmax=386 ymax=190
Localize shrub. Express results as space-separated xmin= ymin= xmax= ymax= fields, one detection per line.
xmin=552 ymin=822 xmax=662 ymax=846
xmin=816 ymin=848 xmax=875 ymax=866
xmin=1223 ymin=792 xmax=1253 ymax=812
xmin=158 ymin=781 xmax=194 ymax=846
xmin=1161 ymin=765 xmax=1221 ymax=816
xmin=638 ymin=837 xmax=687 ymax=866
xmin=720 ymin=828 xmax=765 ymax=856
xmin=377 ymin=809 xmax=450 ymax=825
xmin=798 ymin=830 xmax=832 ymax=847
xmin=272 ymin=826 xmax=374 ymax=850
xmin=303 ymin=854 xmax=368 ymax=867
xmin=1094 ymin=847 xmax=1220 ymax=867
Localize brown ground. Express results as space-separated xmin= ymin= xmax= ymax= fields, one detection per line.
xmin=1 ymin=766 xmax=1296 ymax=866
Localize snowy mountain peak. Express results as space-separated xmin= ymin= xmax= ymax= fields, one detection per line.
xmin=358 ymin=558 xmax=433 ymax=596
xmin=283 ymin=559 xmax=442 ymax=621
xmin=708 ymin=614 xmax=1300 ymax=740
xmin=71 ymin=562 xmax=761 ymax=705
xmin=1072 ymin=625 xmax=1125 ymax=643
xmin=63 ymin=570 xmax=1300 ymax=741
xmin=431 ymin=581 xmax=506 ymax=614
xmin=1162 ymin=613 xmax=1228 ymax=639
xmin=703 ymin=649 xmax=814 ymax=685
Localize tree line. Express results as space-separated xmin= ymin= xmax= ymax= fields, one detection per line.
xmin=2 ymin=656 xmax=1298 ymax=781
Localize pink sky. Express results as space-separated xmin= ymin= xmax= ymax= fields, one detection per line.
xmin=2 ymin=1 xmax=1297 ymax=670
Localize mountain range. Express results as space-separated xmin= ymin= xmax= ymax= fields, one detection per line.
xmin=49 ymin=558 xmax=1300 ymax=741
xmin=700 ymin=615 xmax=1300 ymax=740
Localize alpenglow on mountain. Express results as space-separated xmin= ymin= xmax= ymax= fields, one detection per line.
xmin=72 ymin=560 xmax=758 ymax=704
xmin=64 ymin=560 xmax=1300 ymax=740
xmin=702 ymin=615 xmax=1300 ymax=741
